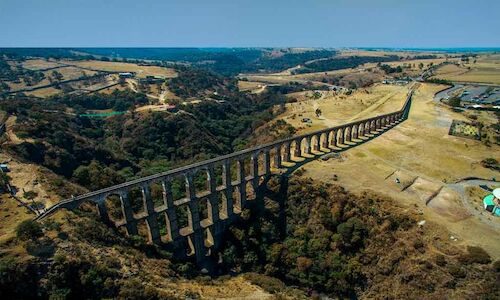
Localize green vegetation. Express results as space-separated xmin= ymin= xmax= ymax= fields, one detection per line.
xmin=379 ymin=63 xmax=403 ymax=74
xmin=0 ymin=56 xmax=45 ymax=87
xmin=16 ymin=219 xmax=43 ymax=241
xmin=481 ymin=158 xmax=500 ymax=171
xmin=425 ymin=78 xmax=453 ymax=85
xmin=215 ymin=177 xmax=500 ymax=298
xmin=294 ymin=55 xmax=400 ymax=74
xmin=168 ymin=66 xmax=228 ymax=98
xmin=448 ymin=96 xmax=461 ymax=107
xmin=1 ymin=68 xmax=285 ymax=192
xmin=53 ymin=89 xmax=148 ymax=111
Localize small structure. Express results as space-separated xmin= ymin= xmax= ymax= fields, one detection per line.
xmin=483 ymin=188 xmax=500 ymax=217
xmin=118 ymin=72 xmax=134 ymax=78
xmin=139 ymin=75 xmax=165 ymax=84
xmin=0 ymin=164 xmax=9 ymax=172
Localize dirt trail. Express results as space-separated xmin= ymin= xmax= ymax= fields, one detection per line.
xmin=5 ymin=116 xmax=23 ymax=144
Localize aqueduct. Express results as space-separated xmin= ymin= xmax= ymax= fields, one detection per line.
xmin=38 ymin=92 xmax=412 ymax=267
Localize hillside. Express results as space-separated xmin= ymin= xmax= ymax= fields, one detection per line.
xmin=1 ymin=177 xmax=498 ymax=299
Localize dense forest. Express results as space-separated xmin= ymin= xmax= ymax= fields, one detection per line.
xmin=1 ymin=67 xmax=286 ymax=193
xmin=292 ymin=55 xmax=400 ymax=74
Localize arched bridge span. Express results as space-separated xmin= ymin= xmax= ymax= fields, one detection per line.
xmin=37 ymin=92 xmax=412 ymax=265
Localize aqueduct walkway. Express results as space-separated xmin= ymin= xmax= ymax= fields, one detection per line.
xmin=38 ymin=92 xmax=412 ymax=266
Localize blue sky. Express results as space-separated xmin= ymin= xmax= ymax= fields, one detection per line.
xmin=1 ymin=0 xmax=499 ymax=47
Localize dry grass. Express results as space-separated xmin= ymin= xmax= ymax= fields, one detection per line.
xmin=338 ymin=49 xmax=447 ymax=59
xmin=20 ymin=59 xmax=61 ymax=70
xmin=6 ymin=66 xmax=97 ymax=92
xmin=0 ymin=195 xmax=32 ymax=245
xmin=431 ymin=60 xmax=500 ymax=84
xmin=24 ymin=87 xmax=61 ymax=98
xmin=296 ymin=83 xmax=500 ymax=258
xmin=278 ymin=84 xmax=408 ymax=135
xmin=61 ymin=60 xmax=177 ymax=78
xmin=238 ymin=81 xmax=267 ymax=93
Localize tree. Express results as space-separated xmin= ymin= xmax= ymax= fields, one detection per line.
xmin=448 ymin=97 xmax=461 ymax=107
xmin=51 ymin=70 xmax=64 ymax=82
xmin=418 ymin=63 xmax=424 ymax=70
xmin=72 ymin=160 xmax=125 ymax=190
xmin=16 ymin=220 xmax=43 ymax=241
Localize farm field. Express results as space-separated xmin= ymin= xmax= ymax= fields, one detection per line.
xmin=5 ymin=66 xmax=97 ymax=92
xmin=237 ymin=80 xmax=269 ymax=93
xmin=19 ymin=59 xmax=62 ymax=70
xmin=60 ymin=60 xmax=177 ymax=78
xmin=338 ymin=49 xmax=447 ymax=59
xmin=24 ymin=87 xmax=61 ymax=98
xmin=431 ymin=60 xmax=500 ymax=85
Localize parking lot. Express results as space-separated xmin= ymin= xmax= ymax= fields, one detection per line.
xmin=459 ymin=85 xmax=500 ymax=104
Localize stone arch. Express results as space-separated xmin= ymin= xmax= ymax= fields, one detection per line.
xmin=256 ymin=151 xmax=266 ymax=176
xmin=104 ymin=193 xmax=125 ymax=223
xmin=344 ymin=126 xmax=351 ymax=143
xmin=217 ymin=191 xmax=228 ymax=220
xmin=149 ymin=180 xmax=166 ymax=209
xmin=156 ymin=211 xmax=171 ymax=242
xmin=352 ymin=124 xmax=358 ymax=140
xmin=238 ymin=156 xmax=252 ymax=182
xmin=198 ymin=197 xmax=213 ymax=228
xmin=246 ymin=181 xmax=256 ymax=200
xmin=127 ymin=186 xmax=146 ymax=216
xmin=270 ymin=144 xmax=281 ymax=169
xmin=311 ymin=134 xmax=320 ymax=152
xmin=193 ymin=168 xmax=210 ymax=197
xmin=291 ymin=139 xmax=301 ymax=158
xmin=337 ymin=127 xmax=344 ymax=145
xmin=357 ymin=123 xmax=363 ymax=137
xmin=136 ymin=218 xmax=153 ymax=243
xmin=171 ymin=174 xmax=188 ymax=202
xmin=175 ymin=203 xmax=193 ymax=234
xmin=320 ymin=132 xmax=329 ymax=149
xmin=301 ymin=136 xmax=311 ymax=155
xmin=329 ymin=129 xmax=337 ymax=147
xmin=231 ymin=186 xmax=242 ymax=214
xmin=281 ymin=142 xmax=291 ymax=162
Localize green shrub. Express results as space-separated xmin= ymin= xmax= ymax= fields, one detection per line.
xmin=447 ymin=264 xmax=466 ymax=278
xmin=15 ymin=219 xmax=43 ymax=241
xmin=448 ymin=97 xmax=461 ymax=107
xmin=435 ymin=254 xmax=447 ymax=267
